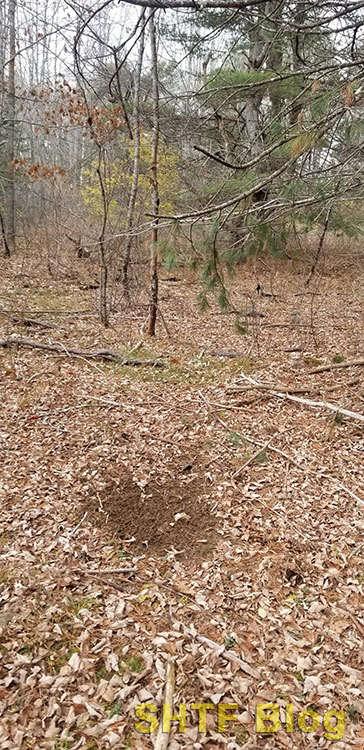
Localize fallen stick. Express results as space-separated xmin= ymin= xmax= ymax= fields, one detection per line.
xmin=226 ymin=382 xmax=316 ymax=395
xmin=216 ymin=416 xmax=364 ymax=508
xmin=0 ymin=309 xmax=93 ymax=315
xmin=237 ymin=374 xmax=364 ymax=424
xmin=154 ymin=661 xmax=175 ymax=750
xmin=232 ymin=438 xmax=273 ymax=479
xmin=117 ymin=667 xmax=152 ymax=700
xmin=283 ymin=393 xmax=364 ymax=423
xmin=196 ymin=635 xmax=260 ymax=679
xmin=308 ymin=358 xmax=364 ymax=374
xmin=76 ymin=567 xmax=137 ymax=575
xmin=0 ymin=310 xmax=56 ymax=329
xmin=207 ymin=349 xmax=239 ymax=359
xmin=0 ymin=336 xmax=165 ymax=367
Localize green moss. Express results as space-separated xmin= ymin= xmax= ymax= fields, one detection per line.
xmin=123 ymin=653 xmax=145 ymax=673
xmin=332 ymin=354 xmax=344 ymax=364
xmin=304 ymin=356 xmax=324 ymax=367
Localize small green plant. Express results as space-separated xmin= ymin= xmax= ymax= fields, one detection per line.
xmin=124 ymin=653 xmax=144 ymax=673
xmin=257 ymin=450 xmax=268 ymax=463
xmin=348 ymin=704 xmax=359 ymax=723
xmin=18 ymin=644 xmax=34 ymax=655
xmin=332 ymin=354 xmax=344 ymax=364
xmin=229 ymin=430 xmax=244 ymax=447
xmin=224 ymin=635 xmax=236 ymax=649
xmin=234 ymin=319 xmax=247 ymax=335
xmin=234 ymin=725 xmax=248 ymax=742
xmin=53 ymin=733 xmax=72 ymax=749
xmin=304 ymin=356 xmax=324 ymax=366
xmin=66 ymin=597 xmax=98 ymax=616
xmin=108 ymin=701 xmax=123 ymax=718
xmin=293 ymin=671 xmax=304 ymax=683
xmin=95 ymin=661 xmax=108 ymax=681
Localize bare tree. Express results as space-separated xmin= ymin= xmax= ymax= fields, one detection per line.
xmin=4 ymin=0 xmax=16 ymax=255
xmin=146 ymin=11 xmax=160 ymax=336
xmin=122 ymin=9 xmax=146 ymax=297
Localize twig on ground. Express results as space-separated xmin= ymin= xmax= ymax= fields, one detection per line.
xmin=158 ymin=307 xmax=172 ymax=339
xmin=76 ymin=567 xmax=137 ymax=575
xmin=128 ymin=340 xmax=143 ymax=354
xmin=0 ymin=310 xmax=56 ymax=329
xmin=87 ymin=395 xmax=126 ymax=407
xmin=0 ymin=336 xmax=165 ymax=367
xmin=195 ymin=634 xmax=260 ymax=679
xmin=243 ymin=492 xmax=315 ymax=543
xmin=226 ymin=382 xmax=317 ymax=395
xmin=235 ymin=373 xmax=364 ymax=424
xmin=232 ymin=438 xmax=273 ymax=479
xmin=95 ymin=577 xmax=127 ymax=593
xmin=308 ymin=358 xmax=364 ymax=374
xmin=215 ymin=416 xmax=364 ymax=507
xmin=117 ymin=667 xmax=152 ymax=700
xmin=68 ymin=511 xmax=88 ymax=537
xmin=154 ymin=661 xmax=175 ymax=750
xmin=215 ymin=415 xmax=304 ymax=470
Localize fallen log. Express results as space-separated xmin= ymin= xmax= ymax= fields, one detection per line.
xmin=0 ymin=336 xmax=165 ymax=367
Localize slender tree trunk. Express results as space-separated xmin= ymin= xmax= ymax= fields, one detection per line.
xmin=147 ymin=13 xmax=160 ymax=337
xmin=4 ymin=0 xmax=16 ymax=256
xmin=96 ymin=148 xmax=109 ymax=327
xmin=122 ymin=9 xmax=145 ymax=297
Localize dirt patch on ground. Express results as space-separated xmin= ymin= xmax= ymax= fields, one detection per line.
xmin=87 ymin=466 xmax=218 ymax=561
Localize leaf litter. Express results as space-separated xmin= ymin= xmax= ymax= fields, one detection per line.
xmin=0 ymin=251 xmax=364 ymax=748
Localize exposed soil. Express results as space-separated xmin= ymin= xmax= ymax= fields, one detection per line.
xmin=87 ymin=466 xmax=217 ymax=560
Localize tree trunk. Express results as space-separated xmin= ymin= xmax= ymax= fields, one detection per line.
xmin=4 ymin=0 xmax=16 ymax=256
xmin=122 ymin=9 xmax=145 ymax=297
xmin=147 ymin=13 xmax=160 ymax=337
xmin=96 ymin=149 xmax=109 ymax=327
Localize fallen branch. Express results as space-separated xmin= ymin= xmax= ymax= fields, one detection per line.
xmin=216 ymin=416 xmax=364 ymax=507
xmin=226 ymin=382 xmax=316 ymax=395
xmin=0 ymin=310 xmax=56 ymax=329
xmin=278 ymin=392 xmax=364 ymax=424
xmin=76 ymin=567 xmax=137 ymax=575
xmin=155 ymin=661 xmax=175 ymax=750
xmin=235 ymin=374 xmax=364 ymax=424
xmin=207 ymin=349 xmax=239 ymax=359
xmin=232 ymin=438 xmax=273 ymax=479
xmin=196 ymin=634 xmax=260 ymax=679
xmin=0 ymin=336 xmax=165 ymax=367
xmin=308 ymin=358 xmax=364 ymax=374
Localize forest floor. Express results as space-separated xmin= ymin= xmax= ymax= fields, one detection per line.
xmin=0 ymin=245 xmax=364 ymax=750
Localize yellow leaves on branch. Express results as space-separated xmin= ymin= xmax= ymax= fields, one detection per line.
xmin=81 ymin=132 xmax=179 ymax=222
